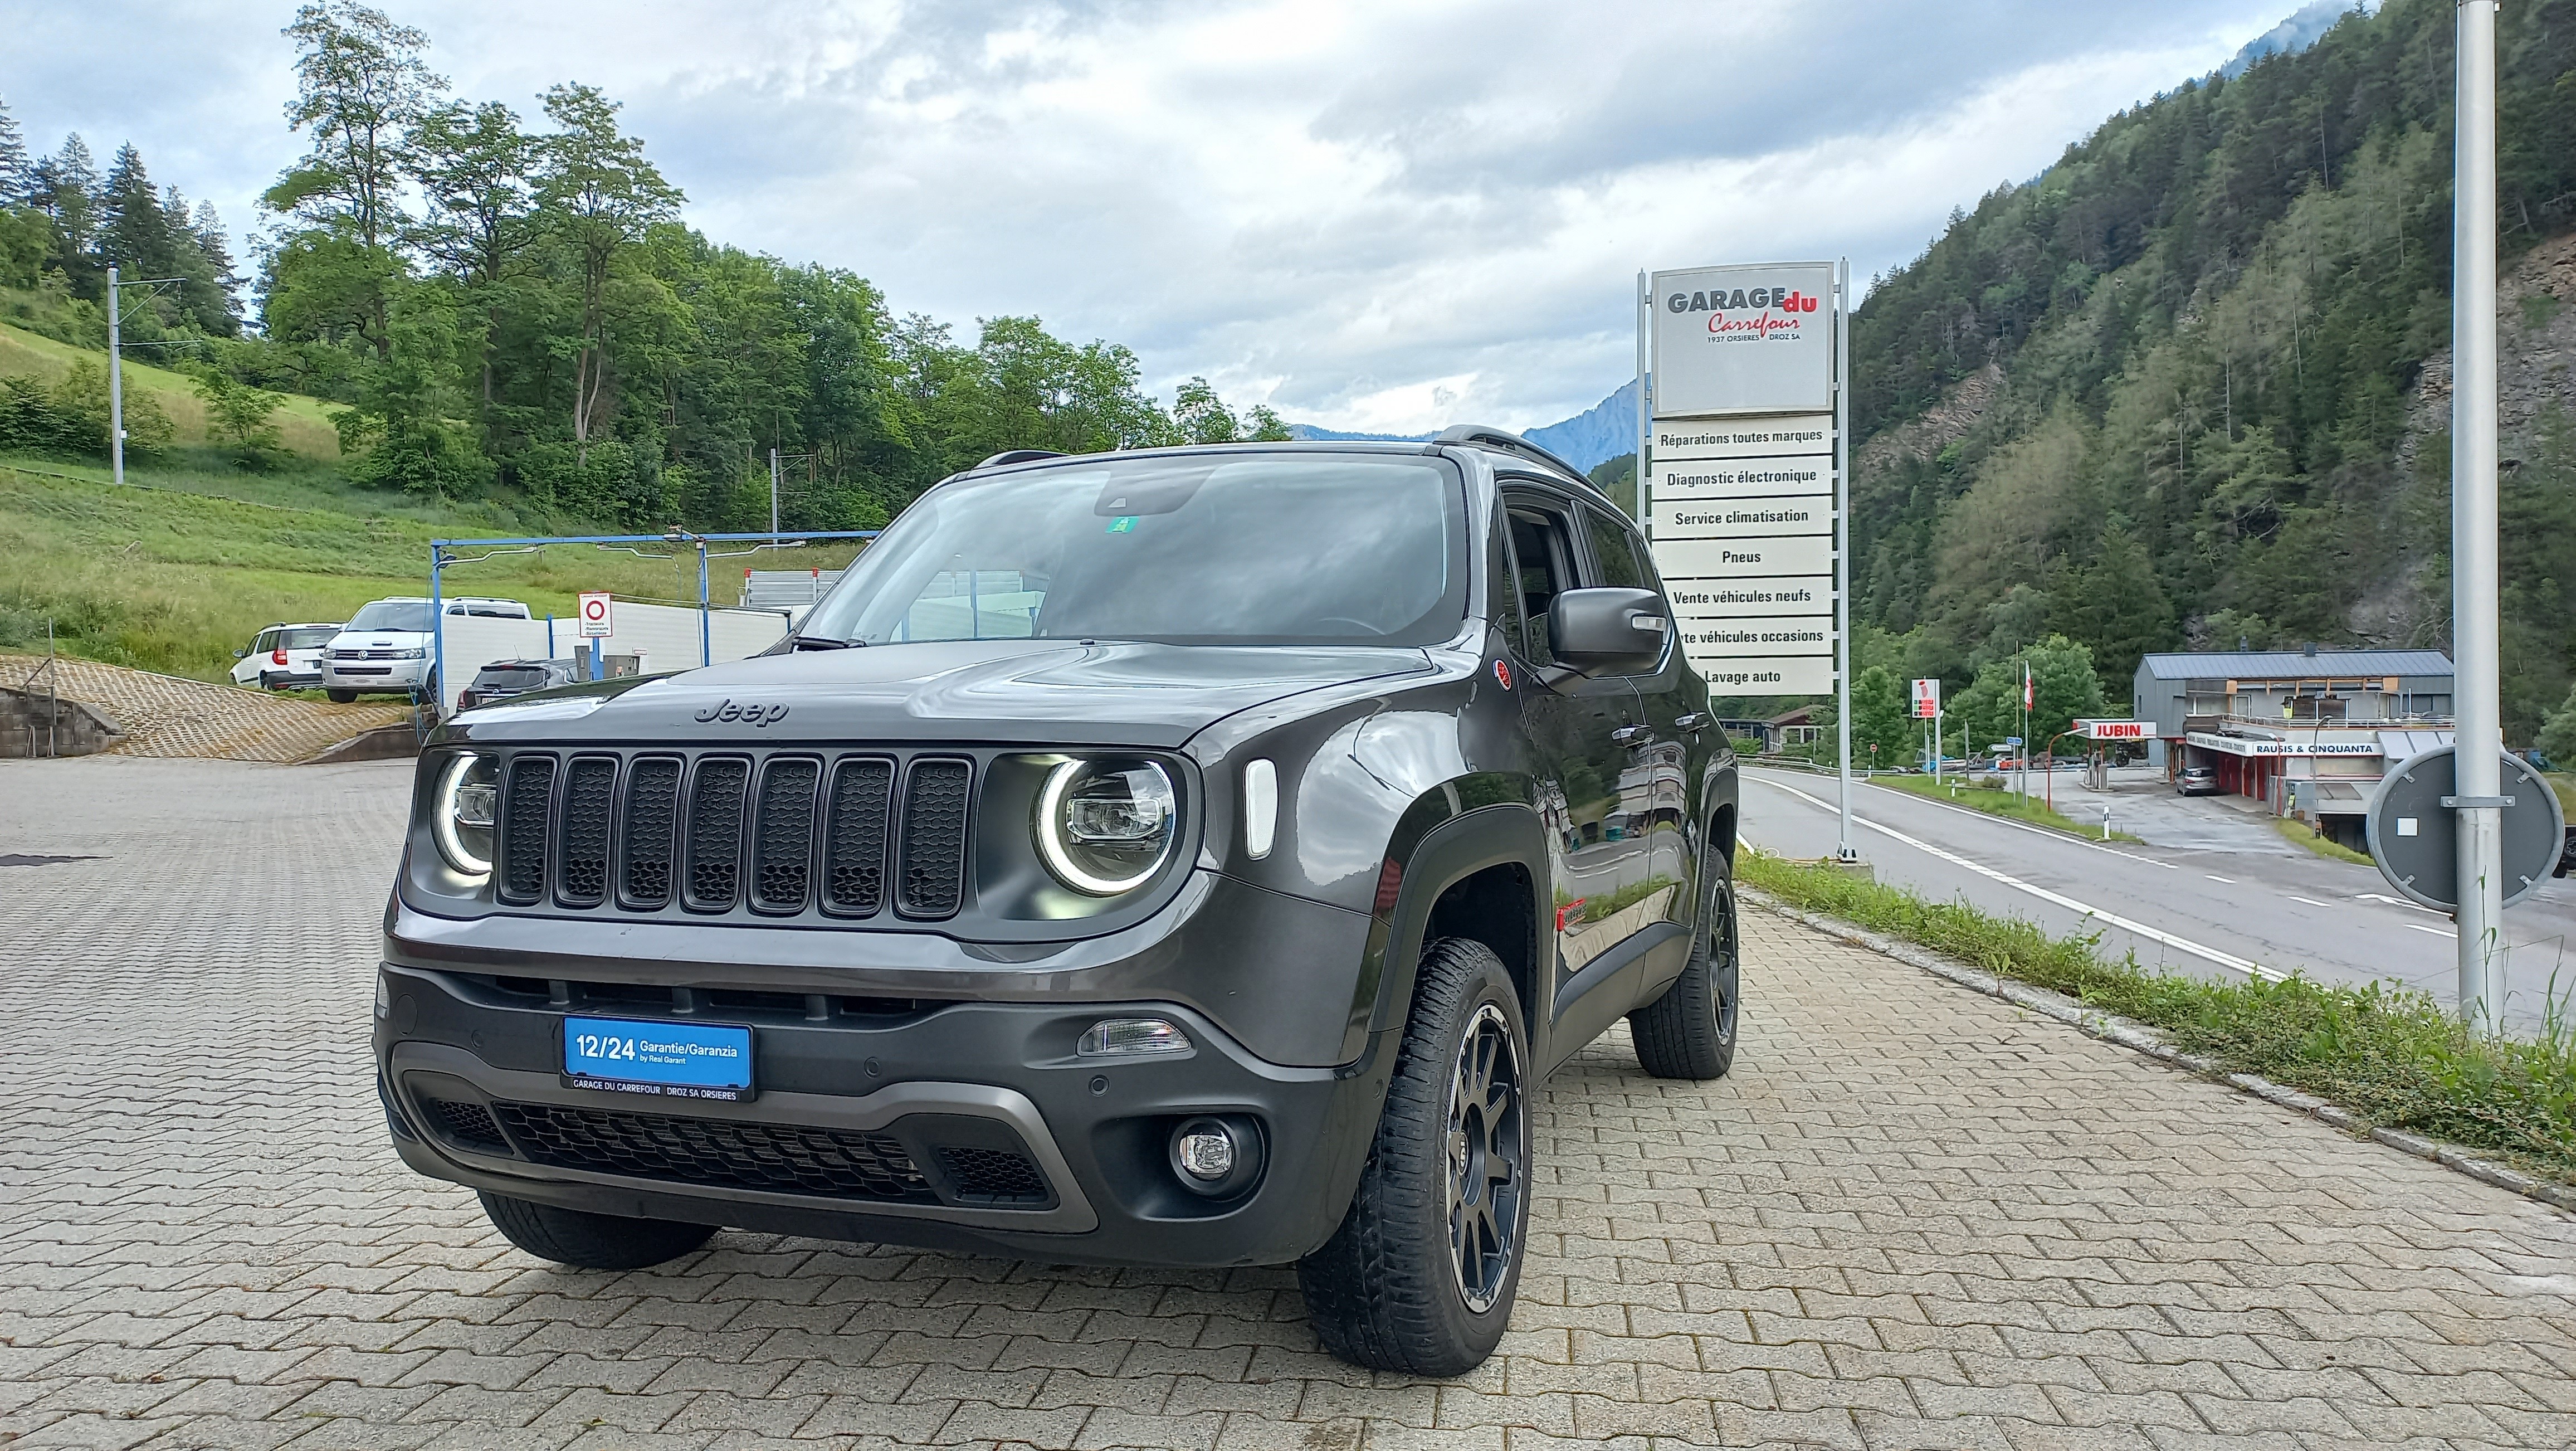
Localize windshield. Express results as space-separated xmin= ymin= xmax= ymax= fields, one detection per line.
xmin=476 ymin=667 xmax=546 ymax=687
xmin=347 ymin=601 xmax=433 ymax=633
xmin=799 ymin=452 xmax=1467 ymax=647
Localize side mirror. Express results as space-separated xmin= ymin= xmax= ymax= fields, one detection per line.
xmin=1549 ymin=587 xmax=1669 ymax=675
xmin=234 ymin=648 xmax=250 ymax=659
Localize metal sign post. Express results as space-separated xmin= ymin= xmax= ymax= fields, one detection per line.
xmin=2453 ymin=0 xmax=2507 ymax=1030
xmin=1638 ymin=257 xmax=1853 ymax=860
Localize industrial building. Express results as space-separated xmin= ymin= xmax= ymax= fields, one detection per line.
xmin=2130 ymin=647 xmax=2456 ymax=848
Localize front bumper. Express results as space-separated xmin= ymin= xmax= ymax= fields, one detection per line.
xmin=324 ymin=660 xmax=428 ymax=690
xmin=375 ymin=963 xmax=1393 ymax=1266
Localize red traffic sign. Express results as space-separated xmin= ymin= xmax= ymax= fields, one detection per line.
xmin=577 ymin=591 xmax=613 ymax=639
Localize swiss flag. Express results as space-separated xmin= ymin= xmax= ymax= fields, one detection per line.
xmin=2022 ymin=666 xmax=2035 ymax=709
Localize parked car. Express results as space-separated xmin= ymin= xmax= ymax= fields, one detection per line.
xmin=229 ymin=622 xmax=340 ymax=691
xmin=2177 ymin=765 xmax=2222 ymax=796
xmin=320 ymin=596 xmax=531 ymax=702
xmin=374 ymin=429 xmax=1739 ymax=1375
xmin=455 ymin=658 xmax=580 ymax=712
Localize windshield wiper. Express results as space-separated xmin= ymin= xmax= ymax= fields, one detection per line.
xmin=791 ymin=634 xmax=865 ymax=651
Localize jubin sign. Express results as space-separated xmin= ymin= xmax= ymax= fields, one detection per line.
xmin=1911 ymin=678 xmax=1940 ymax=719
xmin=2078 ymin=719 xmax=2153 ymax=741
xmin=1638 ymin=259 xmax=1845 ymax=699
xmin=577 ymin=591 xmax=614 ymax=639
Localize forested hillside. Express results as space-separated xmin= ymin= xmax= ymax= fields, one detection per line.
xmin=1846 ymin=0 xmax=2576 ymax=743
xmin=0 ymin=1 xmax=1282 ymax=535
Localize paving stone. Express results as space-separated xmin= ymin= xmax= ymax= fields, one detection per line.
xmin=6 ymin=757 xmax=2576 ymax=1449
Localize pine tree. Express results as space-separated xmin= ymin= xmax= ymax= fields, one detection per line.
xmin=39 ymin=134 xmax=103 ymax=296
xmin=101 ymin=142 xmax=177 ymax=278
xmin=0 ymin=96 xmax=30 ymax=207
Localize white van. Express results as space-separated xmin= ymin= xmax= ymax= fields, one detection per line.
xmin=320 ymin=596 xmax=532 ymax=702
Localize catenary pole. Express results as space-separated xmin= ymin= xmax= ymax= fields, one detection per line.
xmin=1635 ymin=270 xmax=1650 ymax=522
xmin=769 ymin=446 xmax=782 ymax=538
xmin=2454 ymin=0 xmax=2507 ymax=1030
xmin=1835 ymin=257 xmax=1856 ymax=861
xmin=107 ymin=266 xmax=124 ymax=488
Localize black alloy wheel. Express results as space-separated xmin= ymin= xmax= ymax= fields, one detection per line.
xmin=1446 ymin=1001 xmax=1525 ymax=1315
xmin=1629 ymin=865 xmax=1740 ymax=1080
xmin=1298 ymin=937 xmax=1532 ymax=1375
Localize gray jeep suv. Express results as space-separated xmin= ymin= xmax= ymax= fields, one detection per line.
xmin=374 ymin=427 xmax=1741 ymax=1374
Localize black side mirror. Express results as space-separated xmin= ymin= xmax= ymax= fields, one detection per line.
xmin=1550 ymin=587 xmax=1668 ymax=675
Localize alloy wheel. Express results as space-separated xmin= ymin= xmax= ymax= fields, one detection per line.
xmin=1445 ymin=1001 xmax=1525 ymax=1313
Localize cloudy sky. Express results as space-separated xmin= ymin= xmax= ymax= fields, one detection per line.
xmin=6 ymin=0 xmax=2314 ymax=432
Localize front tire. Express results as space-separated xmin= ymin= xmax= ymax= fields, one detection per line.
xmin=1297 ymin=937 xmax=1530 ymax=1376
xmin=479 ymin=1191 xmax=715 ymax=1270
xmin=325 ymin=688 xmax=357 ymax=703
xmin=1628 ymin=864 xmax=1740 ymax=1080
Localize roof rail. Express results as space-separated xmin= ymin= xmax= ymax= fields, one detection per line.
xmin=975 ymin=449 xmax=1067 ymax=469
xmin=1430 ymin=425 xmax=1589 ymax=485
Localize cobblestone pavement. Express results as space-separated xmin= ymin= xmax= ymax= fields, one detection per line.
xmin=6 ymin=756 xmax=2576 ymax=1450
xmin=2 ymin=655 xmax=407 ymax=762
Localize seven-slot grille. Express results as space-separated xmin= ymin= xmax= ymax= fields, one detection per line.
xmin=492 ymin=750 xmax=972 ymax=920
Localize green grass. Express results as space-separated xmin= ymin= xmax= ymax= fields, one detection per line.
xmin=1865 ymin=771 xmax=2141 ymax=841
xmin=0 ymin=452 xmax=862 ymax=680
xmin=2548 ymin=775 xmax=2576 ymax=819
xmin=1 ymin=321 xmax=345 ymax=459
xmin=2276 ymin=815 xmax=2374 ymax=866
xmin=1740 ymin=848 xmax=2576 ymax=1186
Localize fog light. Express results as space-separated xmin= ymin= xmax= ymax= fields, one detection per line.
xmin=1174 ymin=1122 xmax=1236 ymax=1181
xmin=1079 ymin=1017 xmax=1192 ymax=1057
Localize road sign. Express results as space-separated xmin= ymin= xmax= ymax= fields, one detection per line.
xmin=577 ymin=591 xmax=613 ymax=639
xmin=1911 ymin=678 xmax=1940 ymax=719
xmin=2364 ymin=745 xmax=2565 ymax=910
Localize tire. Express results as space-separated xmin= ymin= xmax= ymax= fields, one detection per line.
xmin=325 ymin=689 xmax=357 ymax=704
xmin=1628 ymin=863 xmax=1740 ymax=1081
xmin=1297 ymin=937 xmax=1531 ymax=1376
xmin=258 ymin=672 xmax=281 ymax=692
xmin=478 ymin=1191 xmax=715 ymax=1270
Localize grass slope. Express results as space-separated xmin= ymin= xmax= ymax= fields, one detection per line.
xmin=1864 ymin=771 xmax=2139 ymax=840
xmin=0 ymin=321 xmax=344 ymax=459
xmin=1 ymin=454 xmax=859 ymax=680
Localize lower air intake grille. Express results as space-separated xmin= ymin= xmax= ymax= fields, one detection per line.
xmin=685 ymin=758 xmax=749 ymax=908
xmin=499 ymin=755 xmax=556 ymax=903
xmin=898 ymin=759 xmax=972 ymax=919
xmin=423 ymin=1098 xmax=508 ymax=1152
xmin=558 ymin=756 xmax=616 ymax=905
xmin=938 ymin=1145 xmax=1051 ymax=1205
xmin=491 ymin=1102 xmax=935 ymax=1203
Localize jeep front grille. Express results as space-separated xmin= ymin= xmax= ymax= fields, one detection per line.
xmin=492 ymin=748 xmax=972 ymax=922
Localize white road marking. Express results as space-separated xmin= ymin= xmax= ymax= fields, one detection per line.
xmin=1843 ymin=776 xmax=2183 ymax=870
xmin=2406 ymin=923 xmax=2458 ymax=938
xmin=2286 ymin=895 xmax=2334 ymax=908
xmin=2357 ymin=892 xmax=2452 ymax=917
xmin=1748 ymin=775 xmax=2284 ymax=982
xmin=2205 ymin=874 xmax=2236 ymax=884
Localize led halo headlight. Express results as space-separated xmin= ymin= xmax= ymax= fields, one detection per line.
xmin=1035 ymin=757 xmax=1178 ymax=895
xmin=433 ymin=752 xmax=499 ymax=878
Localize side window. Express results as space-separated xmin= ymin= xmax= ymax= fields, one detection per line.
xmin=1485 ymin=505 xmax=1524 ymax=653
xmin=1504 ymin=496 xmax=1580 ymax=665
xmin=1584 ymin=507 xmax=1652 ymax=592
xmin=252 ymin=629 xmax=279 ymax=653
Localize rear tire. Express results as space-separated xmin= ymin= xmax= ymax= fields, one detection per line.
xmin=1628 ymin=865 xmax=1740 ymax=1080
xmin=325 ymin=688 xmax=357 ymax=703
xmin=1297 ymin=937 xmax=1530 ymax=1376
xmin=478 ymin=1191 xmax=715 ymax=1270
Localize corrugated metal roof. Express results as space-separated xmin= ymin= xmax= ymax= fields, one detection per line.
xmin=2138 ymin=650 xmax=2454 ymax=680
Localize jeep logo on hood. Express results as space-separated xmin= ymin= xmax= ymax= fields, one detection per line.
xmin=694 ymin=699 xmax=791 ymax=726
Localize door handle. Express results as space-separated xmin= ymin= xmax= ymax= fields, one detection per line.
xmin=1674 ymin=712 xmax=1710 ymax=733
xmin=1612 ymin=724 xmax=1653 ymax=747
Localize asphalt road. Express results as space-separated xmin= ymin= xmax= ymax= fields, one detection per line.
xmin=1740 ymin=762 xmax=2576 ymax=1032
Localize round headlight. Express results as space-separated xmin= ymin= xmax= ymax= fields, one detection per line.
xmin=433 ymin=753 xmax=498 ymax=877
xmin=1036 ymin=758 xmax=1177 ymax=895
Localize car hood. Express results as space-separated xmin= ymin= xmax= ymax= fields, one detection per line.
xmin=450 ymin=638 xmax=1438 ymax=748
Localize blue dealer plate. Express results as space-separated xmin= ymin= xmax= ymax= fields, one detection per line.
xmin=562 ymin=1015 xmax=754 ymax=1101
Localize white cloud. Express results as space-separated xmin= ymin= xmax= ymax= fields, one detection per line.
xmin=3 ymin=0 xmax=2299 ymax=431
